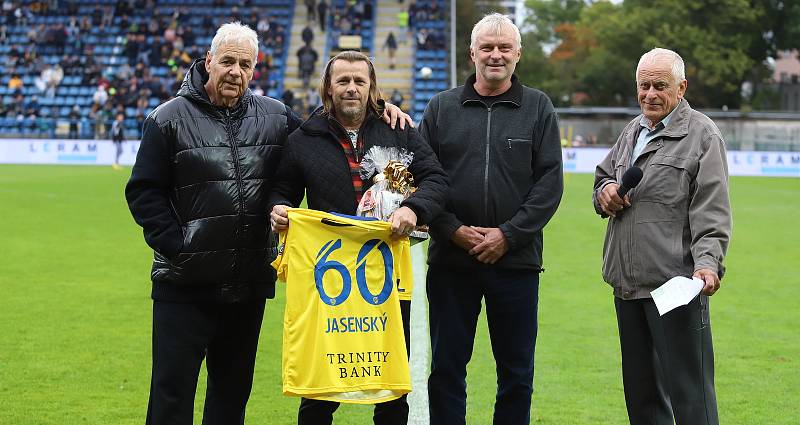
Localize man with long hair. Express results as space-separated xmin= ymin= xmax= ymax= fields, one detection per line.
xmin=269 ymin=50 xmax=448 ymax=425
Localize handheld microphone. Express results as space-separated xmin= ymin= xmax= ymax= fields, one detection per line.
xmin=617 ymin=166 xmax=643 ymax=198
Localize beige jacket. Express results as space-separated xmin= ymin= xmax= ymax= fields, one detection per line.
xmin=593 ymin=100 xmax=732 ymax=299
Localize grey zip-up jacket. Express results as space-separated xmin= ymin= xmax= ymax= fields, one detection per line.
xmin=421 ymin=74 xmax=563 ymax=270
xmin=593 ymin=99 xmax=732 ymax=299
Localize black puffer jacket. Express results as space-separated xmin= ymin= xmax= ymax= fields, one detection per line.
xmin=268 ymin=109 xmax=448 ymax=224
xmin=126 ymin=58 xmax=301 ymax=303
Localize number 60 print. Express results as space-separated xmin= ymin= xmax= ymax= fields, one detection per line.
xmin=314 ymin=239 xmax=394 ymax=306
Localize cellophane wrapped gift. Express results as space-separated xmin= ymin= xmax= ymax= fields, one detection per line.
xmin=356 ymin=146 xmax=429 ymax=243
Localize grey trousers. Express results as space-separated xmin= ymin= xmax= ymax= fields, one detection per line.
xmin=615 ymin=295 xmax=718 ymax=425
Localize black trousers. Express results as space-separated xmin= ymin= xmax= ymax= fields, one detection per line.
xmin=427 ymin=265 xmax=540 ymax=425
xmin=297 ymin=300 xmax=411 ymax=425
xmin=615 ymin=296 xmax=718 ymax=425
xmin=146 ymin=300 xmax=266 ymax=425
xmin=113 ymin=140 xmax=123 ymax=163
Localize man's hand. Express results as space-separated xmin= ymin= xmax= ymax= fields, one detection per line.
xmin=382 ymin=102 xmax=414 ymax=130
xmin=468 ymin=227 xmax=509 ymax=264
xmin=389 ymin=206 xmax=417 ymax=239
xmin=270 ymin=205 xmax=290 ymax=233
xmin=693 ymin=268 xmax=721 ymax=296
xmin=598 ymin=183 xmax=631 ymax=218
xmin=450 ymin=225 xmax=484 ymax=252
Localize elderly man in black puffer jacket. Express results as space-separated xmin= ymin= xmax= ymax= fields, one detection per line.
xmin=125 ymin=22 xmax=302 ymax=425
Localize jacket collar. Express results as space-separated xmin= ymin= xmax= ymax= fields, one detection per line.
xmin=460 ymin=73 xmax=522 ymax=107
xmin=177 ymin=58 xmax=252 ymax=115
xmin=625 ymin=99 xmax=693 ymax=160
xmin=652 ymin=99 xmax=691 ymax=139
xmin=300 ymin=107 xmax=379 ymax=137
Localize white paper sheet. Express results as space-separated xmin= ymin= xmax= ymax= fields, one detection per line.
xmin=650 ymin=276 xmax=704 ymax=316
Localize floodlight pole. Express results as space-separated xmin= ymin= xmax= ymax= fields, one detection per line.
xmin=450 ymin=0 xmax=457 ymax=88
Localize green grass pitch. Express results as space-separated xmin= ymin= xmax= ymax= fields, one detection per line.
xmin=0 ymin=164 xmax=797 ymax=424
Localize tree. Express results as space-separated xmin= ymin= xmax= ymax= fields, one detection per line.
xmin=516 ymin=31 xmax=562 ymax=103
xmin=629 ymin=0 xmax=760 ymax=108
xmin=522 ymin=0 xmax=769 ymax=108
xmin=515 ymin=0 xmax=588 ymax=105
xmin=524 ymin=0 xmax=585 ymax=46
xmin=757 ymin=0 xmax=800 ymax=53
xmin=454 ymin=0 xmax=504 ymax=83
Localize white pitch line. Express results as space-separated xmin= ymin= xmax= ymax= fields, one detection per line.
xmin=407 ymin=243 xmax=430 ymax=425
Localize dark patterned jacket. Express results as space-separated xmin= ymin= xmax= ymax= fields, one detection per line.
xmin=268 ymin=109 xmax=448 ymax=225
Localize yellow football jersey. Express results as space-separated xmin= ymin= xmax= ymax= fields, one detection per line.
xmin=272 ymin=208 xmax=413 ymax=404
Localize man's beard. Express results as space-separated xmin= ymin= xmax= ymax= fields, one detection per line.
xmin=337 ymin=101 xmax=365 ymax=121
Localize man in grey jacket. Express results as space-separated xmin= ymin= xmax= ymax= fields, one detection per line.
xmin=593 ymin=47 xmax=732 ymax=425
xmin=420 ymin=13 xmax=563 ymax=425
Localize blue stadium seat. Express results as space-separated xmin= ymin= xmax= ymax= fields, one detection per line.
xmin=0 ymin=0 xmax=299 ymax=138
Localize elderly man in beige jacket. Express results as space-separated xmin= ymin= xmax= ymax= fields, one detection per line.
xmin=593 ymin=47 xmax=732 ymax=425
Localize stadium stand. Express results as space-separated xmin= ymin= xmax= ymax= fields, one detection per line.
xmin=408 ymin=0 xmax=449 ymax=123
xmin=0 ymin=0 xmax=294 ymax=139
xmin=0 ymin=0 xmax=450 ymax=138
xmin=281 ymin=0 xmax=378 ymax=117
xmin=326 ymin=0 xmax=374 ymax=54
xmin=371 ymin=1 xmax=414 ymax=116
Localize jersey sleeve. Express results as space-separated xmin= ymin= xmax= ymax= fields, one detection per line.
xmin=394 ymin=239 xmax=414 ymax=301
xmin=271 ymin=229 xmax=289 ymax=282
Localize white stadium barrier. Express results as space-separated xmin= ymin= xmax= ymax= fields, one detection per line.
xmin=562 ymin=147 xmax=800 ymax=177
xmin=0 ymin=138 xmax=140 ymax=166
xmin=1 ymin=139 xmax=798 ymax=177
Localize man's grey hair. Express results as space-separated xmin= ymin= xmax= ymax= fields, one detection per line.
xmin=209 ymin=22 xmax=259 ymax=60
xmin=636 ymin=48 xmax=685 ymax=84
xmin=470 ymin=12 xmax=521 ymax=50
